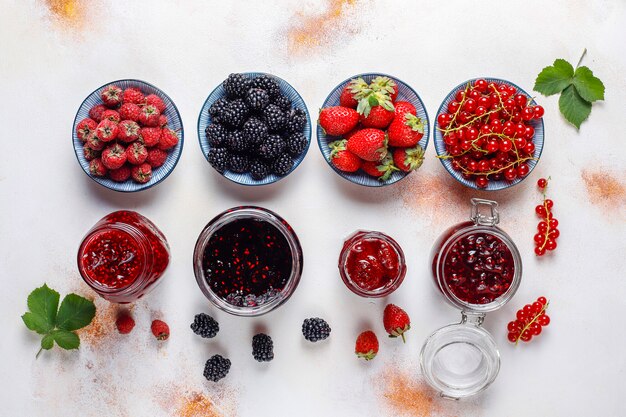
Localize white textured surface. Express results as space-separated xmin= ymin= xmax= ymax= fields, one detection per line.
xmin=1 ymin=1 xmax=625 ymax=416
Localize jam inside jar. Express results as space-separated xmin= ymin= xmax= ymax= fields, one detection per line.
xmin=77 ymin=210 xmax=170 ymax=303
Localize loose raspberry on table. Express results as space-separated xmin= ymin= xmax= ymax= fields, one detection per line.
xmin=116 ymin=313 xmax=135 ymax=334
xmin=151 ymin=319 xmax=170 ymax=341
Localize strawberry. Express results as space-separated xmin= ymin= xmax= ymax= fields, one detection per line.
xmin=344 ymin=127 xmax=362 ymax=140
xmin=383 ymin=304 xmax=411 ymax=342
xmin=355 ymin=331 xmax=379 ymax=361
xmin=361 ymin=155 xmax=398 ymax=181
xmin=339 ymin=77 xmax=368 ymax=108
xmin=393 ymin=146 xmax=425 ymax=172
xmin=370 ymin=76 xmax=398 ymax=102
xmin=102 ymin=143 xmax=127 ymax=170
xmin=118 ymin=120 xmax=141 ymax=143
xmin=100 ymin=85 xmax=123 ymax=108
xmin=119 ymin=103 xmax=141 ymax=121
xmin=339 ymin=87 xmax=358 ymax=108
xmin=138 ymin=104 xmax=160 ymax=127
xmin=76 ymin=118 xmax=97 ymax=142
xmin=126 ymin=142 xmax=148 ymax=165
xmin=145 ymin=94 xmax=166 ymax=113
xmin=96 ymin=119 xmax=119 ymax=142
xmin=89 ymin=104 xmax=107 ymax=122
xmin=151 ymin=319 xmax=170 ymax=341
xmin=393 ymin=101 xmax=416 ymax=118
xmin=131 ymin=163 xmax=152 ymax=183
xmin=346 ymin=128 xmax=387 ymax=162
xmin=158 ymin=128 xmax=179 ymax=150
xmin=102 ymin=109 xmax=120 ymax=124
xmin=387 ymin=113 xmax=425 ymax=148
xmin=140 ymin=127 xmax=161 ymax=147
xmin=328 ymin=140 xmax=362 ymax=172
xmin=115 ymin=313 xmax=135 ymax=334
xmin=319 ymin=106 xmax=359 ymax=136
xmin=86 ymin=135 xmax=105 ymax=151
xmin=360 ymin=105 xmax=395 ymax=129
xmin=89 ymin=158 xmax=108 ymax=177
xmin=122 ymin=87 xmax=144 ymax=105
xmin=146 ymin=148 xmax=168 ymax=168
xmin=83 ymin=144 xmax=100 ymax=161
xmin=109 ymin=165 xmax=131 ymax=182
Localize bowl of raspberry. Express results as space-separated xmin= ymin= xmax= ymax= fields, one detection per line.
xmin=198 ymin=73 xmax=312 ymax=186
xmin=434 ymin=78 xmax=545 ymax=190
xmin=72 ymin=79 xmax=184 ymax=192
xmin=317 ymin=73 xmax=430 ymax=187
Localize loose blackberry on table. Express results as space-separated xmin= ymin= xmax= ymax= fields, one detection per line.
xmin=190 ymin=313 xmax=220 ymax=338
xmin=302 ymin=317 xmax=331 ymax=342
xmin=203 ymin=354 xmax=231 ymax=382
xmin=252 ymin=333 xmax=274 ymax=362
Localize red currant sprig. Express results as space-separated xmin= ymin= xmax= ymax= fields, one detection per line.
xmin=534 ymin=177 xmax=559 ymax=256
xmin=507 ymin=296 xmax=550 ymax=344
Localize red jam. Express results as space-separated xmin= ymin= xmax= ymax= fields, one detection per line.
xmin=339 ymin=231 xmax=406 ymax=297
xmin=78 ymin=210 xmax=169 ymax=303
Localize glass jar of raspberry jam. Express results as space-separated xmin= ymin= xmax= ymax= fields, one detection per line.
xmin=420 ymin=199 xmax=522 ymax=399
xmin=193 ymin=206 xmax=303 ymax=317
xmin=77 ymin=210 xmax=170 ymax=303
xmin=339 ymin=230 xmax=406 ymax=297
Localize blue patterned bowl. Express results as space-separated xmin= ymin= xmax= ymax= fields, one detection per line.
xmin=198 ymin=72 xmax=312 ymax=186
xmin=317 ymin=73 xmax=430 ymax=187
xmin=434 ymin=78 xmax=545 ymax=191
xmin=72 ymin=79 xmax=184 ymax=192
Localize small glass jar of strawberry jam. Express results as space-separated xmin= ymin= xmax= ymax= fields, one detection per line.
xmin=420 ymin=199 xmax=522 ymax=399
xmin=77 ymin=210 xmax=170 ymax=303
xmin=193 ymin=206 xmax=303 ymax=317
xmin=339 ymin=231 xmax=406 ymax=297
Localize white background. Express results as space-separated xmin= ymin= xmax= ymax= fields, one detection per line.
xmin=1 ymin=1 xmax=625 ymax=416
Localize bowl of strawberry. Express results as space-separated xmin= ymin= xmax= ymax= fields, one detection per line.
xmin=317 ymin=74 xmax=429 ymax=187
xmin=434 ymin=78 xmax=545 ymax=190
xmin=72 ymin=80 xmax=183 ymax=192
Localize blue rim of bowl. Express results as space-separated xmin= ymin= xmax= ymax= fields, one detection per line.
xmin=72 ymin=79 xmax=184 ymax=193
xmin=197 ymin=72 xmax=312 ymax=186
xmin=434 ymin=77 xmax=545 ymax=191
xmin=317 ymin=73 xmax=430 ymax=187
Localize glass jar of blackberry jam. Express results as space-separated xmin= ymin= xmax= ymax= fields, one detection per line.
xmin=193 ymin=206 xmax=303 ymax=317
xmin=77 ymin=211 xmax=170 ymax=303
xmin=420 ymin=199 xmax=522 ymax=399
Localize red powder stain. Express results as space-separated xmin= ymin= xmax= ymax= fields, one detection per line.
xmin=287 ymin=0 xmax=361 ymax=54
xmin=43 ymin=0 xmax=87 ymax=28
xmin=177 ymin=392 xmax=223 ymax=417
xmin=581 ymin=169 xmax=626 ymax=209
xmin=155 ymin=382 xmax=237 ymax=417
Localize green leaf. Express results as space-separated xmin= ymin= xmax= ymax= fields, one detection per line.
xmin=534 ymin=59 xmax=574 ymax=96
xmin=573 ymin=66 xmax=605 ymax=102
xmin=22 ymin=312 xmax=50 ymax=335
xmin=41 ymin=333 xmax=55 ymax=350
xmin=51 ymin=330 xmax=80 ymax=350
xmin=559 ymin=85 xmax=592 ymax=129
xmin=56 ymin=294 xmax=96 ymax=331
xmin=25 ymin=284 xmax=59 ymax=333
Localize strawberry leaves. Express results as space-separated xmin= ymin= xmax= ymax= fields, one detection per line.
xmin=534 ymin=49 xmax=605 ymax=129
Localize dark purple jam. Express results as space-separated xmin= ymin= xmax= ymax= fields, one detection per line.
xmin=202 ymin=217 xmax=293 ymax=307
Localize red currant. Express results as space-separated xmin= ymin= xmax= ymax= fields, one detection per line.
xmin=507 ymin=332 xmax=519 ymax=343
xmin=533 ymin=105 xmax=544 ymax=118
xmin=545 ymin=199 xmax=553 ymax=209
xmin=537 ymin=178 xmax=547 ymax=189
xmin=549 ymin=229 xmax=560 ymax=239
xmin=474 ymin=79 xmax=488 ymax=92
xmin=534 ymin=233 xmax=545 ymax=244
xmin=534 ymin=246 xmax=546 ymax=256
xmin=536 ymin=205 xmax=547 ymax=216
xmin=537 ymin=314 xmax=550 ymax=326
xmin=549 ymin=218 xmax=558 ymax=228
xmin=447 ymin=101 xmax=460 ymax=113
xmin=523 ymin=142 xmax=535 ymax=155
xmin=537 ymin=221 xmax=548 ymax=233
xmin=475 ymin=176 xmax=488 ymax=188
xmin=499 ymin=139 xmax=513 ymax=153
xmin=504 ymin=167 xmax=517 ymax=181
xmin=537 ymin=296 xmax=547 ymax=305
xmin=545 ymin=239 xmax=557 ymax=251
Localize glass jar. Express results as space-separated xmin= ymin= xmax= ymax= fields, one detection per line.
xmin=420 ymin=198 xmax=522 ymax=398
xmin=77 ymin=210 xmax=170 ymax=303
xmin=193 ymin=206 xmax=303 ymax=317
xmin=339 ymin=230 xmax=407 ymax=297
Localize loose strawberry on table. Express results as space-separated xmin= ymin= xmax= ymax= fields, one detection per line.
xmin=355 ymin=330 xmax=379 ymax=361
xmin=383 ymin=304 xmax=411 ymax=342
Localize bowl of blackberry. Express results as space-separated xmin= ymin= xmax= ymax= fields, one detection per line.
xmin=198 ymin=73 xmax=312 ymax=185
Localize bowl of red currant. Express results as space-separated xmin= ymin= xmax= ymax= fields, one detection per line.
xmin=434 ymin=78 xmax=544 ymax=190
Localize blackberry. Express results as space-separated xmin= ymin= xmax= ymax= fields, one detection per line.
xmin=242 ymin=117 xmax=268 ymax=146
xmin=221 ymin=99 xmax=249 ymax=128
xmin=190 ymin=313 xmax=219 ymax=339
xmin=251 ymin=74 xmax=280 ymax=98
xmin=208 ymin=147 xmax=230 ymax=173
xmin=285 ymin=132 xmax=308 ymax=156
xmin=262 ymin=104 xmax=287 ymax=132
xmin=205 ymin=123 xmax=229 ymax=148
xmin=223 ymin=73 xmax=251 ymax=99
xmin=258 ymin=134 xmax=286 ymax=161
xmin=286 ymin=108 xmax=307 ymax=134
xmin=228 ymin=153 xmax=250 ymax=173
xmin=208 ymin=97 xmax=229 ymax=123
xmin=302 ymin=317 xmax=331 ymax=342
xmin=272 ymin=94 xmax=292 ymax=111
xmin=249 ymin=159 xmax=271 ymax=180
xmin=203 ymin=354 xmax=231 ymax=382
xmin=246 ymin=88 xmax=270 ymax=111
xmin=226 ymin=130 xmax=249 ymax=153
xmin=271 ymin=153 xmax=294 ymax=176
xmin=252 ymin=333 xmax=274 ymax=362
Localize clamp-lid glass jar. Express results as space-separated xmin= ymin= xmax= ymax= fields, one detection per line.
xmin=77 ymin=210 xmax=170 ymax=303
xmin=420 ymin=198 xmax=522 ymax=398
xmin=193 ymin=206 xmax=303 ymax=317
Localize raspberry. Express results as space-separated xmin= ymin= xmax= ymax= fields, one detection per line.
xmin=190 ymin=313 xmax=219 ymax=339
xmin=116 ymin=313 xmax=135 ymax=334
xmin=76 ymin=118 xmax=97 ymax=142
xmin=89 ymin=158 xmax=108 ymax=177
xmin=118 ymin=120 xmax=141 ymax=143
xmin=145 ymin=94 xmax=166 ymax=113
xmin=158 ymin=114 xmax=168 ymax=127
xmin=262 ymin=104 xmax=287 ymax=132
xmin=245 ymin=88 xmax=270 ymax=111
xmin=223 ymin=73 xmax=251 ymax=99
xmin=205 ymin=123 xmax=230 ymax=148
xmin=100 ymin=85 xmax=122 ymax=108
xmin=203 ymin=354 xmax=231 ymax=382
xmin=140 ymin=127 xmax=161 ymax=147
xmin=252 ymin=333 xmax=274 ymax=362
xmin=126 ymin=142 xmax=148 ymax=165
xmin=89 ymin=104 xmax=107 ymax=122
xmin=119 ymin=103 xmax=141 ymax=121
xmin=302 ymin=318 xmax=331 ymax=342
xmin=138 ymin=105 xmax=160 ymax=127
xmin=146 ymin=148 xmax=168 ymax=168
xmin=285 ymin=132 xmax=308 ymax=156
xmin=131 ymin=163 xmax=152 ymax=183
xmin=101 ymin=109 xmax=121 ymax=123
xmin=86 ymin=135 xmax=105 ymax=151
xmin=271 ymin=153 xmax=294 ymax=176
xmin=150 ymin=319 xmax=170 ymax=341
xmin=158 ymin=128 xmax=179 ymax=150
xmin=208 ymin=148 xmax=229 ymax=173
xmin=109 ymin=165 xmax=131 ymax=182
xmin=102 ymin=143 xmax=127 ymax=170
xmin=83 ymin=144 xmax=100 ymax=161
xmin=96 ymin=119 xmax=119 ymax=142
xmin=122 ymin=87 xmax=144 ymax=105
